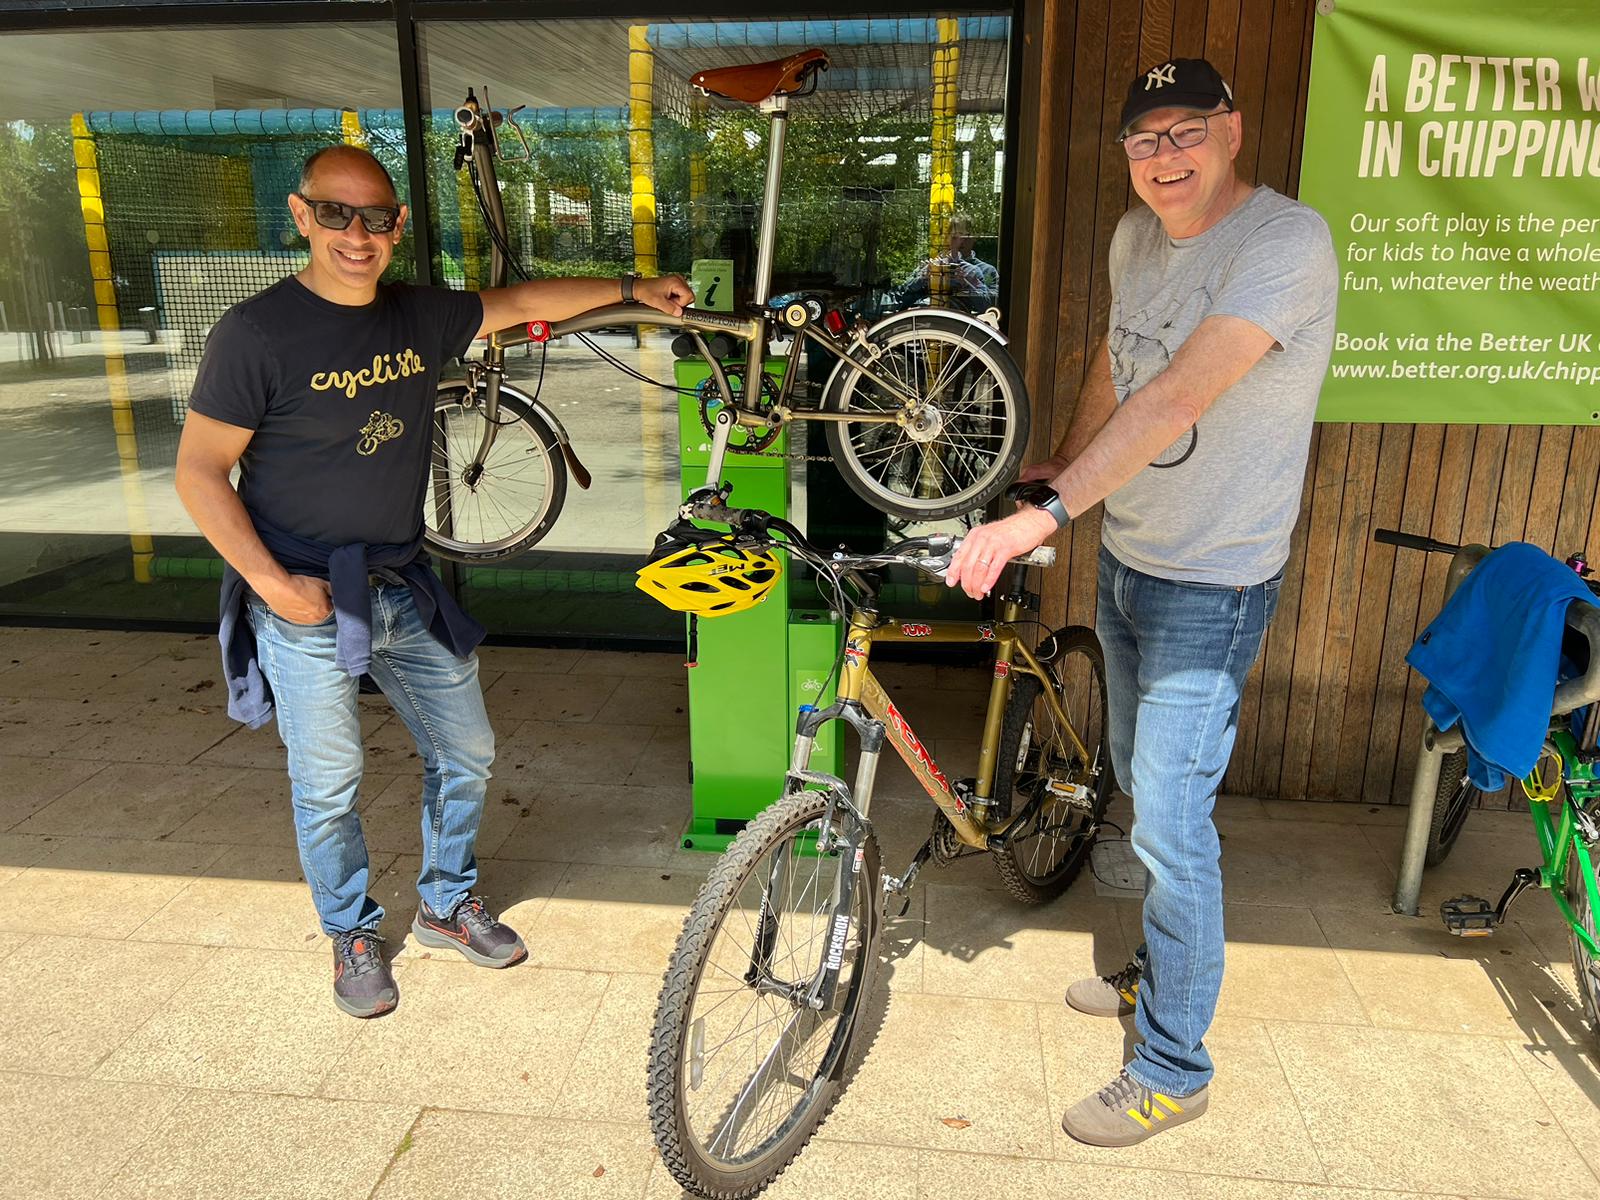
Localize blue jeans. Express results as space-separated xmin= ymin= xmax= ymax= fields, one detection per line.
xmin=1096 ymin=547 xmax=1280 ymax=1097
xmin=249 ymin=584 xmax=495 ymax=935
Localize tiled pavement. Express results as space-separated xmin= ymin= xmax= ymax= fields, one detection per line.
xmin=1 ymin=624 xmax=1597 ymax=1199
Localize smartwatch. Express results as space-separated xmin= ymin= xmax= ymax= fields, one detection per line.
xmin=620 ymin=272 xmax=640 ymax=303
xmin=1013 ymin=482 xmax=1070 ymax=530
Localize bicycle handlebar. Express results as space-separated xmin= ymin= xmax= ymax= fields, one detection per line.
xmin=683 ymin=494 xmax=1056 ymax=579
xmin=1373 ymin=528 xmax=1465 ymax=556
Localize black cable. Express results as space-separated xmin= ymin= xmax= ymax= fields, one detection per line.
xmin=574 ymin=332 xmax=702 ymax=397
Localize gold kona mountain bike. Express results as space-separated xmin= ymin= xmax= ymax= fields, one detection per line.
xmin=424 ymin=50 xmax=1030 ymax=563
xmin=644 ymin=488 xmax=1113 ymax=1199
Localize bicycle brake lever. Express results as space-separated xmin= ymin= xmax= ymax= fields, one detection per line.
xmin=499 ymin=107 xmax=532 ymax=163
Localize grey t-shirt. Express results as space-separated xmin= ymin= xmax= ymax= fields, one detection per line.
xmin=1101 ymin=186 xmax=1337 ymax=585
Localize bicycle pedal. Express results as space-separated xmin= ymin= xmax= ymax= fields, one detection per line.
xmin=1440 ymin=895 xmax=1497 ymax=937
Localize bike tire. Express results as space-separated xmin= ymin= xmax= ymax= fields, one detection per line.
xmin=423 ymin=381 xmax=568 ymax=563
xmin=1425 ymin=748 xmax=1478 ymax=868
xmin=991 ymin=626 xmax=1114 ymax=905
xmin=1564 ymin=821 xmax=1600 ymax=1039
xmin=649 ymin=791 xmax=881 ymax=1199
xmin=823 ymin=312 xmax=1029 ymax=521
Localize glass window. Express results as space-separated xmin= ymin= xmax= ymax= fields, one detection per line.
xmin=0 ymin=23 xmax=406 ymax=623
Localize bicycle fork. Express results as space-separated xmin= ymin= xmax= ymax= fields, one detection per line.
xmin=742 ymin=709 xmax=884 ymax=1015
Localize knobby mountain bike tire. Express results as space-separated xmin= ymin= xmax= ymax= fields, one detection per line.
xmin=423 ymin=382 xmax=568 ymax=563
xmin=824 ymin=311 xmax=1029 ymax=521
xmin=1426 ymin=748 xmax=1478 ymax=867
xmin=648 ymin=790 xmax=882 ymax=1199
xmin=990 ymin=626 xmax=1114 ymax=904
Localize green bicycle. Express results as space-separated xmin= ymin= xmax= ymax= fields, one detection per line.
xmin=1380 ymin=528 xmax=1600 ymax=1037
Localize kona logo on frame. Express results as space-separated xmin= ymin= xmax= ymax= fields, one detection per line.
xmin=884 ymin=700 xmax=951 ymax=798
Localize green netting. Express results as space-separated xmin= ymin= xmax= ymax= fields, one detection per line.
xmin=85 ymin=121 xmax=411 ymax=464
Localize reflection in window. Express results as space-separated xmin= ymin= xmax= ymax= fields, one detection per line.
xmin=0 ymin=24 xmax=405 ymax=623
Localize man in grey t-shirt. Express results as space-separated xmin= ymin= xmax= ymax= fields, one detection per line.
xmin=948 ymin=58 xmax=1336 ymax=1146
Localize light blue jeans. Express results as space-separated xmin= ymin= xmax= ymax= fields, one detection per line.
xmin=249 ymin=584 xmax=494 ymax=935
xmin=1096 ymin=547 xmax=1280 ymax=1097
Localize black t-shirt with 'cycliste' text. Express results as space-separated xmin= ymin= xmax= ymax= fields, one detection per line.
xmin=188 ymin=277 xmax=483 ymax=546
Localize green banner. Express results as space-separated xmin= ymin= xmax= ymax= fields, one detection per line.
xmin=1301 ymin=1 xmax=1600 ymax=424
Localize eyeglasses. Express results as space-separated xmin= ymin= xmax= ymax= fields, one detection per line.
xmin=1118 ymin=111 xmax=1230 ymax=161
xmin=294 ymin=193 xmax=401 ymax=234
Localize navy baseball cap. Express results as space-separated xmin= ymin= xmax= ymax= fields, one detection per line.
xmin=1119 ymin=58 xmax=1234 ymax=136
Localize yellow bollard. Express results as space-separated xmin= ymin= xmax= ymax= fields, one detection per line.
xmin=71 ymin=113 xmax=155 ymax=584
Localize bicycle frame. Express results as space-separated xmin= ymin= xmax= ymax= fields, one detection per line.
xmin=1524 ymin=734 xmax=1600 ymax=957
xmin=791 ymin=596 xmax=1091 ymax=852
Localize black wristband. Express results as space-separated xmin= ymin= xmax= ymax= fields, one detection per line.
xmin=620 ymin=272 xmax=639 ymax=303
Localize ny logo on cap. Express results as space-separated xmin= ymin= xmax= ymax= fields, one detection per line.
xmin=1145 ymin=62 xmax=1177 ymax=90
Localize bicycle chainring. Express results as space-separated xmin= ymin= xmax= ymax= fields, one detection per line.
xmin=929 ymin=805 xmax=967 ymax=866
xmin=697 ymin=367 xmax=782 ymax=455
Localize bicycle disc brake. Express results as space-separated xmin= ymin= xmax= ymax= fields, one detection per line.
xmin=697 ymin=367 xmax=782 ymax=454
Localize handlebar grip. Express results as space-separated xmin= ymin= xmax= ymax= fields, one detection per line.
xmin=1373 ymin=528 xmax=1463 ymax=556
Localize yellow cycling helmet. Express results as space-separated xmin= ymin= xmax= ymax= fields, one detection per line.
xmin=636 ymin=530 xmax=782 ymax=617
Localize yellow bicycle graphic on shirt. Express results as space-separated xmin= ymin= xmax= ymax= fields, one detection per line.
xmin=356 ymin=410 xmax=405 ymax=456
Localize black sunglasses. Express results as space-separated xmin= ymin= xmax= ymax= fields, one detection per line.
xmin=294 ymin=193 xmax=401 ymax=234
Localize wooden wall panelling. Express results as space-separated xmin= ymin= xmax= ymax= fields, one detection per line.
xmin=1391 ymin=423 xmax=1478 ymax=803
xmin=1229 ymin=0 xmax=1275 ymax=188
xmin=1333 ymin=425 xmax=1413 ymax=800
xmin=1491 ymin=425 xmax=1541 ymax=547
xmin=1524 ymin=427 xmax=1575 ymax=554
xmin=1013 ymin=0 xmax=1075 ymax=465
xmin=1554 ymin=428 xmax=1600 ymax=560
xmin=1246 ymin=427 xmax=1320 ymax=796
xmin=1305 ymin=425 xmax=1380 ymax=797
xmin=1362 ymin=424 xmax=1445 ymax=803
xmin=1276 ymin=422 xmax=1350 ymax=798
xmin=1253 ymin=0 xmax=1307 ymax=192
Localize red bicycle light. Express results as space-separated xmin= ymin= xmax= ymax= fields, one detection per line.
xmin=527 ymin=320 xmax=552 ymax=342
xmin=823 ymin=310 xmax=845 ymax=336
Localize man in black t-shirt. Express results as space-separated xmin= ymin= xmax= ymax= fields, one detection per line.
xmin=176 ymin=145 xmax=692 ymax=1018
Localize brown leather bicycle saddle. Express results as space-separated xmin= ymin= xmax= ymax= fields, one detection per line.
xmin=690 ymin=49 xmax=829 ymax=104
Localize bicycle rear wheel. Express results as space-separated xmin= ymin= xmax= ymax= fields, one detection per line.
xmin=991 ymin=626 xmax=1113 ymax=904
xmin=649 ymin=791 xmax=881 ymax=1199
xmin=823 ymin=312 xmax=1028 ymax=520
xmin=424 ymin=381 xmax=568 ymax=563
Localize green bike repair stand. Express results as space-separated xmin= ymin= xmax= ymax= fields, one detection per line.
xmin=675 ymin=356 xmax=843 ymax=853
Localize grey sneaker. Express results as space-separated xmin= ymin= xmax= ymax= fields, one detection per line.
xmin=412 ymin=894 xmax=527 ymax=968
xmin=1061 ymin=1068 xmax=1208 ymax=1147
xmin=332 ymin=929 xmax=397 ymax=1018
xmin=1065 ymin=958 xmax=1141 ymax=1018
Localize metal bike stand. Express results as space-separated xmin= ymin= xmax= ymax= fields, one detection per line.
xmin=1391 ymin=543 xmax=1487 ymax=916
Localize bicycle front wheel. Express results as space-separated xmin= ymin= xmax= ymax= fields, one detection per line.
xmin=424 ymin=381 xmax=568 ymax=563
xmin=1425 ymin=748 xmax=1478 ymax=867
xmin=649 ymin=791 xmax=881 ymax=1199
xmin=823 ymin=312 xmax=1028 ymax=520
xmin=991 ymin=626 xmax=1113 ymax=904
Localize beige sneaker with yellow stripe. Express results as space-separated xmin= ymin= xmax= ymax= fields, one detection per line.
xmin=1061 ymin=1068 xmax=1207 ymax=1147
xmin=1064 ymin=959 xmax=1141 ymax=1018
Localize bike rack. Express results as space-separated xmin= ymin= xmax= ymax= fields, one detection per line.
xmin=1394 ymin=545 xmax=1600 ymax=915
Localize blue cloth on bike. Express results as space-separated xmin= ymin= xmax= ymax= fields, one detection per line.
xmin=218 ymin=515 xmax=485 ymax=729
xmin=1406 ymin=541 xmax=1599 ymax=791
